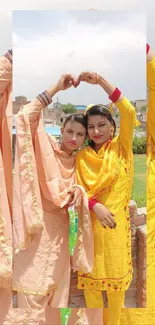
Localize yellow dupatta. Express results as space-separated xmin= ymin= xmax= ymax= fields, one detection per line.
xmin=76 ymin=99 xmax=139 ymax=199
xmin=76 ymin=135 xmax=122 ymax=199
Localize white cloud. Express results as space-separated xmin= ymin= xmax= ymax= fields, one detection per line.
xmin=12 ymin=0 xmax=147 ymax=10
xmin=13 ymin=12 xmax=146 ymax=104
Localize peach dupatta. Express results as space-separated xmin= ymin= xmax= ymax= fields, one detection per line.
xmin=13 ymin=95 xmax=94 ymax=299
xmin=0 ymin=52 xmax=12 ymax=287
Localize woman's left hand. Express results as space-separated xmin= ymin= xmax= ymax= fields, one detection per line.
xmin=67 ymin=187 xmax=82 ymax=207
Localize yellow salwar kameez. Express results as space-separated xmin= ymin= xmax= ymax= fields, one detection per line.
xmin=118 ymin=52 xmax=155 ymax=325
xmin=76 ymin=97 xmax=135 ymax=324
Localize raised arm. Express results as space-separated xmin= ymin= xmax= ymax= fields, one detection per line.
xmin=146 ymin=44 xmax=155 ymax=144
xmin=0 ymin=50 xmax=12 ymax=95
xmin=18 ymin=74 xmax=75 ymax=125
xmin=78 ymin=71 xmax=136 ymax=157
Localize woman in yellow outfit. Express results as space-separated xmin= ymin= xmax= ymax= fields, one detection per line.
xmin=120 ymin=44 xmax=155 ymax=325
xmin=76 ymin=71 xmax=136 ymax=325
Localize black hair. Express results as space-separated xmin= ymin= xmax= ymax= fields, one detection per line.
xmin=63 ymin=113 xmax=87 ymax=130
xmin=86 ymin=104 xmax=114 ymax=147
xmin=111 ymin=118 xmax=116 ymax=136
xmin=86 ymin=104 xmax=113 ymax=123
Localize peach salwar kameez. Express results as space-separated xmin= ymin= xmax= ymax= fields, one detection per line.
xmin=0 ymin=308 xmax=103 ymax=325
xmin=12 ymin=90 xmax=94 ymax=318
xmin=0 ymin=50 xmax=12 ymax=317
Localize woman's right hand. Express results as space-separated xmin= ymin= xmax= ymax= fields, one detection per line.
xmin=93 ymin=203 xmax=116 ymax=229
xmin=77 ymin=71 xmax=99 ymax=85
xmin=56 ymin=74 xmax=75 ymax=91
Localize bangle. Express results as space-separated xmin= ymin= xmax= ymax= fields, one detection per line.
xmin=4 ymin=49 xmax=12 ymax=63
xmin=109 ymin=87 xmax=121 ymax=103
xmin=89 ymin=198 xmax=98 ymax=210
xmin=37 ymin=90 xmax=52 ymax=107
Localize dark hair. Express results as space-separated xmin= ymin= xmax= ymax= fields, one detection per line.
xmin=86 ymin=104 xmax=114 ymax=147
xmin=111 ymin=118 xmax=116 ymax=136
xmin=86 ymin=104 xmax=113 ymax=123
xmin=63 ymin=113 xmax=87 ymax=130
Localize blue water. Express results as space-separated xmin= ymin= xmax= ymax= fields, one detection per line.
xmin=12 ymin=125 xmax=61 ymax=136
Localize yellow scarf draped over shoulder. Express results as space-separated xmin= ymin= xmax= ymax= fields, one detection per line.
xmin=76 ymin=136 xmax=122 ymax=199
xmin=76 ymin=96 xmax=137 ymax=199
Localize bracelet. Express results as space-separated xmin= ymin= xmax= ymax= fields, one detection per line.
xmin=109 ymin=87 xmax=121 ymax=103
xmin=89 ymin=198 xmax=98 ymax=210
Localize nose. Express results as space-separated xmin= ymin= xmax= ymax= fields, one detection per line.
xmin=72 ymin=134 xmax=76 ymax=141
xmin=94 ymin=127 xmax=99 ymax=134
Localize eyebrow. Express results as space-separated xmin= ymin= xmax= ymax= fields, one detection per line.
xmin=88 ymin=122 xmax=105 ymax=126
xmin=68 ymin=128 xmax=85 ymax=134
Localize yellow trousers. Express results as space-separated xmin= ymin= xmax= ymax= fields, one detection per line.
xmin=84 ymin=289 xmax=125 ymax=325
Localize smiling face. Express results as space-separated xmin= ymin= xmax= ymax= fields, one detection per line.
xmin=61 ymin=120 xmax=86 ymax=153
xmin=87 ymin=114 xmax=111 ymax=146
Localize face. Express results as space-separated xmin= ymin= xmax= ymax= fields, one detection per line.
xmin=61 ymin=120 xmax=86 ymax=152
xmin=87 ymin=115 xmax=111 ymax=145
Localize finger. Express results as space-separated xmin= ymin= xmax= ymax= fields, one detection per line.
xmin=104 ymin=219 xmax=114 ymax=228
xmin=99 ymin=221 xmax=106 ymax=229
xmin=100 ymin=218 xmax=111 ymax=228
xmin=109 ymin=212 xmax=117 ymax=225
xmin=107 ymin=215 xmax=116 ymax=228
xmin=64 ymin=82 xmax=73 ymax=89
xmin=74 ymin=78 xmax=81 ymax=88
xmin=101 ymin=216 xmax=115 ymax=228
xmin=78 ymin=72 xmax=88 ymax=81
xmin=68 ymin=200 xmax=74 ymax=206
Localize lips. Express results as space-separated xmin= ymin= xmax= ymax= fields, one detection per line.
xmin=68 ymin=141 xmax=77 ymax=145
xmin=93 ymin=135 xmax=103 ymax=139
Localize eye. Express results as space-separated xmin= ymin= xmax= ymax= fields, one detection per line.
xmin=67 ymin=130 xmax=73 ymax=133
xmin=88 ymin=125 xmax=94 ymax=129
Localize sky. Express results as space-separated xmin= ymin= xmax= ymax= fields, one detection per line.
xmin=13 ymin=11 xmax=147 ymax=105
xmin=0 ymin=13 xmax=12 ymax=55
xmin=3 ymin=0 xmax=148 ymax=11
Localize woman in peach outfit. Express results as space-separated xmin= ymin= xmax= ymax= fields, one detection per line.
xmin=0 ymin=49 xmax=12 ymax=315
xmin=13 ymin=74 xmax=94 ymax=320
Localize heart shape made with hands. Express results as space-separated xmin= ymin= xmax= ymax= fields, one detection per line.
xmin=70 ymin=72 xmax=98 ymax=88
xmin=71 ymin=76 xmax=81 ymax=88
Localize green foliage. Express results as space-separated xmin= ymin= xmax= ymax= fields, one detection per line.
xmin=131 ymin=154 xmax=146 ymax=207
xmin=62 ymin=103 xmax=76 ymax=114
xmin=132 ymin=194 xmax=146 ymax=208
xmin=140 ymin=104 xmax=148 ymax=112
xmin=132 ymin=136 xmax=146 ymax=154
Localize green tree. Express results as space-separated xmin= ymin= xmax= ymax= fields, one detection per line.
xmin=62 ymin=103 xmax=76 ymax=114
xmin=140 ymin=104 xmax=148 ymax=112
